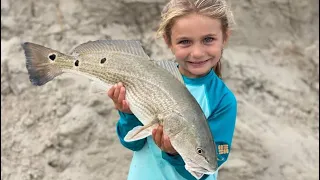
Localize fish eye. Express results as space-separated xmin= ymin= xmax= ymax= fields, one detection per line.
xmin=196 ymin=148 xmax=204 ymax=155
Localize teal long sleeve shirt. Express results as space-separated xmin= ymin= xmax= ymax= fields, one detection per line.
xmin=116 ymin=69 xmax=237 ymax=180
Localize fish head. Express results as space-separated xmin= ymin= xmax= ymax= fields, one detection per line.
xmin=163 ymin=111 xmax=218 ymax=178
xmin=181 ymin=134 xmax=218 ymax=178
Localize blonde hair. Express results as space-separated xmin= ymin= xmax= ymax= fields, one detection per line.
xmin=156 ymin=0 xmax=235 ymax=78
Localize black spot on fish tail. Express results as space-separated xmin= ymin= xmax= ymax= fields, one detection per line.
xmin=75 ymin=60 xmax=79 ymax=67
xmin=100 ymin=58 xmax=106 ymax=64
xmin=21 ymin=42 xmax=63 ymax=86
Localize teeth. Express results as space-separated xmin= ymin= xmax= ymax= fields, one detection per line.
xmin=190 ymin=60 xmax=207 ymax=64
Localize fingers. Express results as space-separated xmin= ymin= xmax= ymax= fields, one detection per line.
xmin=152 ymin=125 xmax=177 ymax=155
xmin=113 ymin=84 xmax=121 ymax=101
xmin=119 ymin=85 xmax=131 ymax=112
xmin=152 ymin=128 xmax=156 ymax=137
xmin=118 ymin=86 xmax=126 ymax=104
xmin=107 ymin=85 xmax=116 ymax=98
xmin=163 ymin=134 xmax=177 ymax=155
xmin=107 ymin=82 xmax=132 ymax=114
xmin=153 ymin=125 xmax=163 ymax=149
xmin=163 ymin=134 xmax=171 ymax=149
xmin=108 ymin=82 xmax=123 ymax=105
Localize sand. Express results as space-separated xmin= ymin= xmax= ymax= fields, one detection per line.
xmin=1 ymin=0 xmax=319 ymax=180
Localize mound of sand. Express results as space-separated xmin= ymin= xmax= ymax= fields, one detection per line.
xmin=1 ymin=0 xmax=318 ymax=180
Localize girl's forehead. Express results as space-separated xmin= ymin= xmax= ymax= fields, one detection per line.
xmin=171 ymin=13 xmax=222 ymax=37
xmin=174 ymin=13 xmax=221 ymax=27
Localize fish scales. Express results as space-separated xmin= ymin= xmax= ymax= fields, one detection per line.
xmin=91 ymin=52 xmax=204 ymax=133
xmin=73 ymin=53 xmax=178 ymax=123
xmin=22 ymin=40 xmax=218 ymax=179
xmin=89 ymin=53 xmax=177 ymax=112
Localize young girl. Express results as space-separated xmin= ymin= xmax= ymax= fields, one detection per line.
xmin=107 ymin=0 xmax=237 ymax=179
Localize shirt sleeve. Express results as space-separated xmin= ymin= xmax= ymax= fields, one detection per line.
xmin=116 ymin=111 xmax=147 ymax=151
xmin=208 ymin=92 xmax=237 ymax=168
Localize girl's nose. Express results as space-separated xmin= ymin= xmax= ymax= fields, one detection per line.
xmin=191 ymin=44 xmax=205 ymax=59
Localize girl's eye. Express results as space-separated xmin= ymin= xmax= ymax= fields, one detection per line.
xmin=203 ymin=37 xmax=215 ymax=43
xmin=178 ymin=40 xmax=191 ymax=45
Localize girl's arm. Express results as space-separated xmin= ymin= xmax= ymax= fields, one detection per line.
xmin=208 ymin=92 xmax=237 ymax=168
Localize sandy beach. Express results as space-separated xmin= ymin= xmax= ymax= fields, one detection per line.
xmin=1 ymin=0 xmax=319 ymax=179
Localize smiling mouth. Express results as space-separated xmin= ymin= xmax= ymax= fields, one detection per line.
xmin=187 ymin=60 xmax=209 ymax=66
xmin=188 ymin=60 xmax=209 ymax=64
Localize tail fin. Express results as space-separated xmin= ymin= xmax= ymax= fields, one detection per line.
xmin=22 ymin=42 xmax=63 ymax=86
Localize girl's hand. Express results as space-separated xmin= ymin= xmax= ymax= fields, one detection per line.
xmin=107 ymin=82 xmax=132 ymax=114
xmin=152 ymin=125 xmax=178 ymax=155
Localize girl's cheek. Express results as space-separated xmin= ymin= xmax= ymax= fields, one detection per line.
xmin=213 ymin=49 xmax=223 ymax=63
xmin=210 ymin=46 xmax=223 ymax=57
xmin=173 ymin=49 xmax=188 ymax=61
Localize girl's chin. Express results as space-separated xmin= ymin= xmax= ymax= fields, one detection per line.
xmin=178 ymin=64 xmax=212 ymax=78
xmin=185 ymin=68 xmax=212 ymax=78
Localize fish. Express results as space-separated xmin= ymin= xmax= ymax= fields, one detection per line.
xmin=21 ymin=39 xmax=218 ymax=179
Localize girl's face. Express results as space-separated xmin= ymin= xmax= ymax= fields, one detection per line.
xmin=166 ymin=13 xmax=228 ymax=78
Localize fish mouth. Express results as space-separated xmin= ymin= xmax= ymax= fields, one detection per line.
xmin=185 ymin=158 xmax=216 ymax=175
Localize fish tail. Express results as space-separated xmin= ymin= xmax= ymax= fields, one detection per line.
xmin=22 ymin=42 xmax=65 ymax=86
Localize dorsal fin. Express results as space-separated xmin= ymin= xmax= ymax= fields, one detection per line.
xmin=71 ymin=40 xmax=150 ymax=59
xmin=154 ymin=60 xmax=184 ymax=84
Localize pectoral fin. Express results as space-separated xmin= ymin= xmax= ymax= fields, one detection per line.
xmin=124 ymin=120 xmax=159 ymax=142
